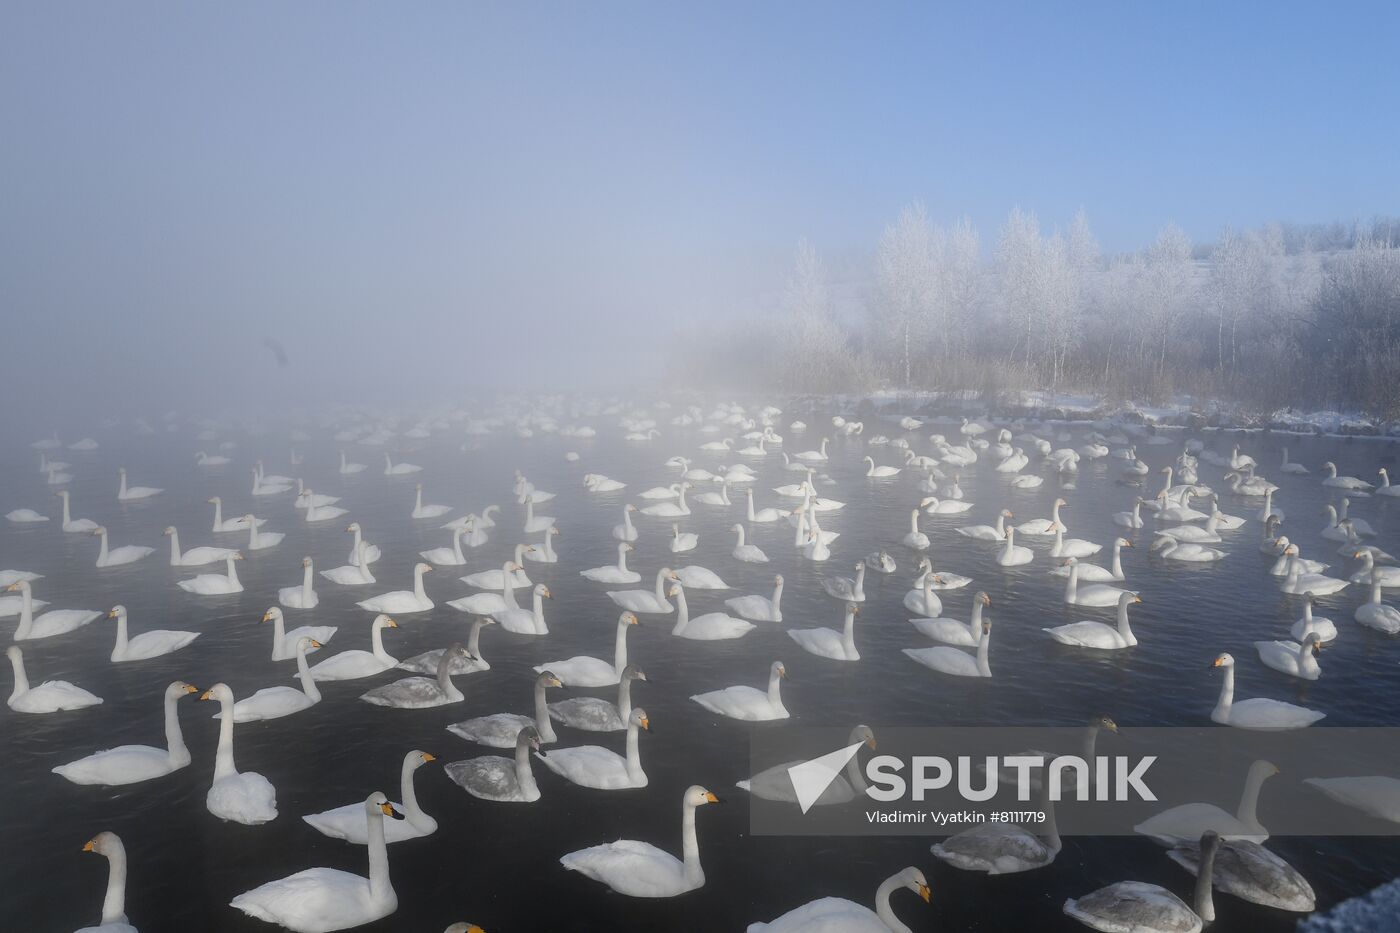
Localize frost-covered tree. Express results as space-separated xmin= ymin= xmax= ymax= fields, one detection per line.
xmin=997 ymin=208 xmax=1043 ymax=371
xmin=778 ymin=239 xmax=852 ymax=392
xmin=1140 ymin=224 xmax=1195 ymax=375
xmin=873 ymin=203 xmax=939 ymax=385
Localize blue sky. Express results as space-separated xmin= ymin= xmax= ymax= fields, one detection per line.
xmin=2 ymin=1 xmax=1396 ymax=402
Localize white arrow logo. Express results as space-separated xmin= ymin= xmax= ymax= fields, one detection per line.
xmin=787 ymin=741 xmax=866 ymax=814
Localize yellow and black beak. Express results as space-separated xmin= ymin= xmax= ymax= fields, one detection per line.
xmin=82 ymin=838 xmax=97 ymax=852
xmin=704 ymin=791 xmax=722 ymax=804
xmin=919 ymin=883 xmax=931 ymax=903
xmin=183 ymin=684 xmax=199 ymax=695
xmin=381 ymin=802 xmax=405 ymax=821
xmin=200 ymin=689 xmax=216 ymax=701
xmin=422 ymin=753 xmax=437 ymax=763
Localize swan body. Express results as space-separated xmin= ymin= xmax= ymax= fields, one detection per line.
xmin=177 ymin=552 xmax=245 ymax=595
xmin=303 ymin=751 xmax=438 ymax=844
xmin=420 ymin=527 xmax=470 ymax=566
xmin=559 ymin=785 xmax=721 ymax=898
xmin=902 ymin=508 xmax=929 ymax=550
xmin=731 ymin=524 xmax=769 ymax=563
xmin=445 ymin=725 xmax=543 ymax=803
xmin=535 ymin=612 xmax=636 ymax=686
xmin=1322 ymin=461 xmax=1371 ymax=490
xmin=219 ymin=638 xmax=322 ymax=722
xmin=902 ymin=577 xmax=943 ymax=617
xmin=1063 ymin=559 xmax=1137 ymax=607
xmin=669 ymin=584 xmax=753 ymax=640
xmin=164 ymin=526 xmax=235 ymax=566
xmin=549 ymin=665 xmax=647 ymax=732
xmin=1017 ymin=499 xmax=1067 ymax=537
xmin=1356 ymin=577 xmax=1400 ymax=633
xmin=397 ymin=617 xmax=493 ymax=676
xmin=384 ymin=453 xmax=422 ymax=474
xmin=308 ymin=616 xmax=399 ymax=681
xmin=7 ymin=645 xmax=102 ymax=712
xmin=357 ymin=563 xmax=434 ymax=613
xmin=460 ymin=546 xmax=532 ymax=588
xmin=54 ymin=682 xmax=198 ymax=785
xmin=76 ymin=832 xmax=139 ymax=933
xmin=263 ymin=607 xmax=336 ymax=660
xmin=789 ymin=604 xmax=860 ymax=661
xmin=912 ymin=591 xmax=991 ymax=646
xmin=1253 ymin=633 xmax=1322 ymax=680
xmin=537 ymin=707 xmax=650 ymax=789
xmin=608 ymin=568 xmax=674 ymax=613
xmin=57 ymin=490 xmax=100 ymax=533
xmin=410 ymin=483 xmax=452 ymax=519
xmin=4 ymin=508 xmax=47 ymax=523
xmin=200 ymin=684 xmax=278 ymax=824
xmin=996 ymin=527 xmax=1034 ymax=567
xmin=1304 ymin=776 xmax=1400 ymax=823
xmin=725 ymin=575 xmax=784 ymax=622
xmin=360 ymin=644 xmax=471 ymax=709
xmin=107 ymin=605 xmax=200 ymax=662
xmin=959 ymin=509 xmax=1013 ymax=541
xmin=904 ymin=618 xmax=992 ymax=677
xmin=1279 ymin=549 xmax=1347 ymax=595
xmin=691 ymin=662 xmax=788 ymax=721
xmin=491 ymin=583 xmax=551 ymax=635
xmin=447 ymin=671 xmax=561 ymax=747
xmin=116 ymin=468 xmax=162 ymax=501
xmin=1290 ymin=596 xmax=1338 ymax=643
xmin=92 ymin=528 xmax=154 ymax=568
xmin=1135 ymin=761 xmax=1278 ymax=845
xmin=278 ymin=558 xmax=320 ymax=609
xmin=582 ymin=542 xmax=641 ymax=583
xmin=1044 ymin=592 xmax=1141 ymax=649
xmin=1151 ymin=535 xmax=1225 ymax=563
xmin=231 ymin=792 xmax=402 ymax=931
xmin=739 ymin=726 xmax=875 ymax=804
xmin=1210 ymin=654 xmax=1324 ymax=730
xmin=5 ymin=580 xmax=101 ymax=639
xmin=748 ymin=867 xmax=931 ymax=933
xmin=1063 ymin=833 xmax=1219 ymax=933
xmin=672 ymin=564 xmax=728 ymax=589
xmin=668 ymin=523 xmax=698 ymax=552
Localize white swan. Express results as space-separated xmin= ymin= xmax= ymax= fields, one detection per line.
xmin=116 ymin=468 xmax=161 ymax=501
xmin=933 ymin=774 xmax=1060 ymax=873
xmin=57 ymin=490 xmax=99 ymax=533
xmin=1045 ymin=592 xmax=1140 ymax=649
xmin=523 ymin=525 xmax=560 ymax=563
xmin=902 ymin=576 xmax=943 ymax=617
xmin=746 ymin=488 xmax=786 ymax=523
xmin=669 ymin=584 xmax=753 ymax=641
xmin=1135 ymin=761 xmax=1278 ymax=844
xmin=672 ymin=565 xmax=730 ymax=589
xmin=1350 ymin=550 xmax=1400 ymax=586
xmin=789 ymin=603 xmax=860 ymax=661
xmin=301 ymin=491 xmax=348 ymax=523
xmin=54 ymin=682 xmax=198 ymax=785
xmin=612 ymin=503 xmax=640 ymax=542
xmin=522 ymin=495 xmax=556 ymax=533
xmin=164 ymin=526 xmax=235 ymax=567
xmin=537 ymin=707 xmax=649 ymax=789
xmin=1064 ymin=831 xmax=1219 ymax=933
xmin=1017 ymin=498 xmax=1067 ymax=536
xmin=1322 ymin=461 xmax=1371 ymax=490
xmin=1291 ymin=593 xmax=1338 ymax=643
xmin=739 ymin=726 xmax=875 ymax=804
xmin=7 ymin=645 xmax=102 ymax=712
xmin=263 ymin=606 xmax=336 ymax=661
xmin=449 ymin=563 xmax=521 ymax=615
xmin=491 ymin=583 xmax=551 ymax=635
xmin=669 ymin=522 xmax=698 ymax=552
xmin=445 ymin=725 xmax=544 ymax=803
xmin=275 ymin=557 xmax=319 ymax=609
xmin=218 ymin=637 xmax=322 ymax=722
xmin=959 ymin=509 xmax=1014 ymax=541
xmin=584 ymin=473 xmax=627 ymax=493
xmin=913 ymin=591 xmax=991 ymax=646
xmin=608 ymin=567 xmax=674 ymax=613
xmin=304 ymin=751 xmax=438 ymax=844
xmin=993 ymin=526 xmax=1034 ymax=567
xmin=76 ymin=832 xmax=139 ymax=933
xmin=581 ymin=542 xmax=641 ymax=584
xmin=1210 ymin=653 xmax=1324 ymax=729
xmin=339 ymin=450 xmax=366 ymax=474
xmin=447 ymin=671 xmax=561 ymax=747
xmin=904 ymin=617 xmax=992 ymax=677
xmin=1254 ymin=632 xmax=1322 ymax=680
xmin=1062 ymin=558 xmax=1136 ymax=607
xmin=1356 ymin=575 xmax=1400 ymax=633
xmin=231 ymin=792 xmax=402 ymax=929
xmin=107 ymin=605 xmax=199 ymax=662
xmin=200 ymin=684 xmax=278 ymax=824
xmin=1114 ymin=498 xmax=1146 ymax=529
xmin=384 ymin=452 xmax=422 ymax=475
xmin=460 ymin=546 xmax=532 ymax=589
xmin=549 ymin=666 xmax=647 ymax=732
xmin=1050 ymin=524 xmax=1102 ymax=559
xmin=726 ymin=575 xmax=784 ymax=622
xmin=731 ymin=524 xmax=769 ymax=563
xmin=1151 ymin=534 xmax=1226 ymax=563
xmin=535 ymin=612 xmax=637 ymax=687
xmin=241 ymin=514 xmax=284 ymax=551
xmin=640 ymin=483 xmax=692 ymax=518
xmin=420 ymin=526 xmax=470 ymax=566
xmin=748 ymin=867 xmax=930 ymax=933
xmin=1304 ymin=776 xmax=1400 ymax=823
xmin=308 ymin=615 xmax=398 ymax=681
xmin=1279 ymin=547 xmax=1347 ymax=595
xmin=208 ymin=496 xmax=259 ymax=533
xmin=4 ymin=507 xmax=47 ymax=523
xmin=559 ymin=784 xmax=721 ymax=897
xmin=361 ymin=644 xmax=471 ymax=709
xmin=1049 ymin=537 xmax=1132 ymax=583
xmin=176 ymin=552 xmax=245 ymax=595
xmin=691 ymin=661 xmax=788 ymax=721
xmin=345 ymin=521 xmax=382 ymax=564
xmin=92 ymin=527 xmax=153 ymax=568
xmin=901 ymin=508 xmax=929 ymax=550
xmin=357 ymin=562 xmax=434 ymax=613
xmin=5 ymin=580 xmax=100 ymax=639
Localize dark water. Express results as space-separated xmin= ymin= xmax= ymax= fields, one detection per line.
xmin=3 ymin=412 xmax=1399 ymax=932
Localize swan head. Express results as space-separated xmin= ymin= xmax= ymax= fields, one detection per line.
xmin=346 ymin=522 xmax=361 ymax=532
xmin=536 ymin=584 xmax=551 ymax=598
xmin=626 ymin=503 xmax=637 ymax=512
xmin=446 ymin=642 xmax=470 ymax=661
xmin=261 ymin=607 xmax=285 ymax=624
xmin=373 ymin=615 xmax=397 ymax=629
xmin=200 ymin=683 xmax=233 ymax=703
xmin=163 ymin=526 xmax=176 ymax=536
xmin=301 ymin=556 xmax=312 ymax=567
xmin=537 ymin=670 xmax=563 ymax=689
xmin=772 ymin=661 xmax=787 ymax=679
xmin=167 ymin=681 xmax=199 ymax=700
xmin=621 ymin=612 xmax=639 ymax=626
xmin=1303 ymin=632 xmax=1323 ymax=654
xmin=82 ymin=832 xmax=124 ymax=858
xmin=851 ymin=724 xmax=877 ymax=750
xmin=847 ymin=603 xmax=860 ymax=616
xmin=4 ymin=581 xmax=25 ymax=593
xmin=415 ymin=562 xmax=433 ymax=574
xmin=1001 ymin=509 xmax=1014 ymax=518
xmin=517 ymin=726 xmax=543 ymax=755
xmin=1090 ymin=715 xmax=1119 ymax=734
xmin=1116 ymin=538 xmax=1133 ymax=548
xmin=366 ymin=791 xmax=405 ymax=822
xmin=1283 ymin=544 xmax=1300 ymax=556
xmin=1250 ymin=760 xmax=1281 ymax=780
xmin=667 ymin=584 xmax=682 ymax=598
xmin=981 ymin=617 xmax=992 ymax=636
xmin=1211 ymin=653 xmax=1235 ymax=669
xmin=896 ymin=866 xmax=932 ymax=904
xmin=685 ymin=785 xmax=723 ymax=808
xmin=630 ymin=707 xmax=651 ymax=732
xmin=90 ymin=526 xmax=106 ymax=536
xmin=5 ymin=645 xmax=22 ymax=662
xmin=473 ymin=616 xmax=497 ymax=628
xmin=407 ymin=750 xmax=437 ymax=770
xmin=622 ymin=665 xmax=647 ymax=682
xmin=296 ymin=637 xmax=323 ymax=653
xmin=977 ymin=592 xmax=992 ymax=607
xmin=1121 ymin=591 xmax=1142 ymax=606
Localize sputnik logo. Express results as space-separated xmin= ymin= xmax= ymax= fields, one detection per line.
xmin=787 ymin=741 xmax=867 ymax=814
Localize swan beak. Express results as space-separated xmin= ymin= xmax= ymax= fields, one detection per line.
xmin=82 ymin=839 xmax=96 ymax=852
xmin=386 ymin=618 xmax=398 ymax=628
xmin=310 ymin=640 xmax=323 ymax=649
xmin=422 ymin=753 xmax=437 ymax=762
xmin=4 ymin=583 xmax=18 ymax=592
xmin=549 ymin=677 xmax=563 ymax=688
xmin=704 ymin=791 xmax=723 ymax=804
xmin=183 ymin=684 xmax=198 ymax=695
xmin=1210 ymin=658 xmax=1223 ymax=669
xmin=106 ymin=609 xmax=118 ymax=619
xmin=382 ymin=802 xmax=405 ymax=821
xmin=865 ymin=736 xmax=878 ymax=750
xmin=778 ymin=666 xmax=786 ymax=678
xmin=982 ymin=594 xmax=992 ymax=606
xmin=199 ymin=690 xmax=216 ymax=700
xmin=626 ymin=613 xmax=638 ymax=625
xmin=1312 ymin=642 xmax=1321 ymax=656
xmin=261 ymin=611 xmax=274 ymax=622
xmin=640 ymin=716 xmax=651 ymax=731
xmin=919 ymin=884 xmax=931 ymax=903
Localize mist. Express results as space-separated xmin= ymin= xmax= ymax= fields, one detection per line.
xmin=2 ymin=2 xmax=1396 ymax=430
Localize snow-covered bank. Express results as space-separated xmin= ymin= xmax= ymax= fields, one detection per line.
xmin=1298 ymin=878 xmax=1400 ymax=933
xmin=782 ymin=389 xmax=1400 ymax=439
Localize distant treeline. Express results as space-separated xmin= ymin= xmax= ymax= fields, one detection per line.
xmin=669 ymin=209 xmax=1400 ymax=420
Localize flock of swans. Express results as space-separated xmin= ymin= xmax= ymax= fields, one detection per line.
xmin=5 ymin=405 xmax=1400 ymax=932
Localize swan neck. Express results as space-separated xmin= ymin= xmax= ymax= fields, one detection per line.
xmin=295 ymin=644 xmax=320 ymax=700
xmin=735 ymin=525 xmax=746 ymax=547
xmin=681 ymin=799 xmax=704 ymax=885
xmin=214 ymin=695 xmax=237 ymax=779
xmin=112 ymin=611 xmax=130 ymax=660
xmin=1194 ymin=841 xmax=1217 ymax=922
xmin=654 ymin=569 xmax=669 ymax=602
xmin=400 ymin=758 xmax=424 ymax=822
xmin=874 ymin=875 xmax=912 ymax=933
xmin=436 ymin=651 xmax=459 ymax=699
xmin=1236 ymin=767 xmax=1269 ymax=826
xmin=976 ymin=625 xmax=991 ymax=676
xmin=62 ymin=494 xmax=73 ymax=525
xmin=1213 ymin=665 xmax=1234 ymax=721
xmin=226 ymin=556 xmax=241 ymax=587
xmin=100 ymin=844 xmax=129 ymax=923
xmin=14 ymin=586 xmax=32 ymax=638
xmin=302 ymin=563 xmax=313 ymax=600
xmin=413 ymin=566 xmax=427 ymax=601
xmin=365 ymin=801 xmax=393 ymax=904
xmin=1110 ymin=544 xmax=1124 ymax=579
xmin=842 ymin=609 xmax=857 ymax=653
xmin=96 ymin=530 xmax=108 ymax=564
xmin=625 ymin=718 xmax=644 ymax=782
xmin=8 ymin=650 xmax=30 ymax=699
xmin=168 ymin=529 xmax=181 ymax=565
xmin=1117 ymin=599 xmax=1134 ymax=637
xmin=371 ymin=622 xmax=388 ymax=660
xmin=515 ymin=736 xmax=539 ymax=797
xmin=617 ymin=675 xmax=634 ymax=719
xmin=772 ymin=578 xmax=784 ymax=611
xmin=467 ymin=620 xmax=485 ymax=658
xmin=672 ymin=588 xmax=689 ymax=634
xmin=616 ymin=544 xmax=629 ymax=572
xmin=613 ymin=619 xmax=629 ymax=672
xmin=767 ymin=668 xmax=783 ymax=706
